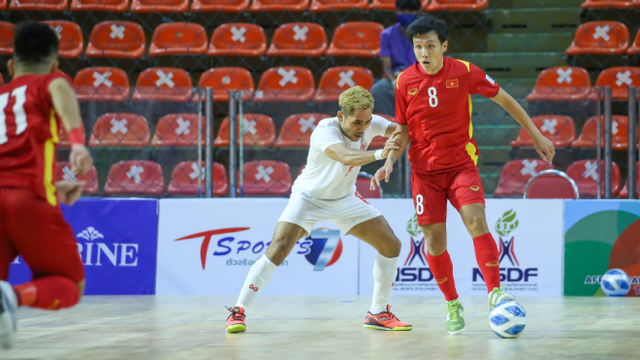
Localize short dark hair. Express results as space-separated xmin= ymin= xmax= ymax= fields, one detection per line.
xmin=396 ymin=0 xmax=421 ymax=11
xmin=406 ymin=16 xmax=448 ymax=44
xmin=14 ymin=22 xmax=59 ymax=66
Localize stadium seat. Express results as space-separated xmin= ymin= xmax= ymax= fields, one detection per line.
xmin=132 ymin=67 xmax=194 ymax=102
xmin=86 ymin=21 xmax=145 ymax=59
xmin=198 ymin=67 xmax=254 ymax=102
xmin=10 ymin=0 xmax=66 ymax=10
xmin=89 ymin=113 xmax=150 ymax=147
xmin=207 ymin=23 xmax=267 ymax=57
xmin=566 ymin=159 xmax=620 ymax=197
xmin=250 ymin=0 xmax=308 ymax=12
xmin=510 ymin=115 xmax=576 ymax=148
xmin=0 ymin=74 xmax=3 ymax=85
xmin=595 ymin=67 xmax=640 ymax=100
xmin=369 ymin=0 xmax=395 ymax=10
xmin=58 ymin=123 xmax=86 ymax=148
xmin=241 ymin=160 xmax=292 ymax=196
xmin=71 ymin=0 xmax=128 ymax=11
xmin=254 ymin=66 xmax=315 ymax=102
xmin=370 ymin=114 xmax=395 ymax=149
xmin=310 ymin=0 xmax=368 ymax=12
xmin=566 ymin=21 xmax=629 ymax=56
xmin=42 ymin=21 xmax=83 ymax=59
xmin=355 ymin=172 xmax=381 ymax=198
xmin=425 ymin=0 xmax=488 ymax=11
xmin=0 ymin=22 xmax=14 ymax=55
xmin=524 ymin=170 xmax=579 ymax=199
xmin=275 ymin=113 xmax=329 ymax=148
xmin=74 ymin=67 xmax=131 ymax=102
xmin=56 ymin=162 xmax=99 ymax=195
xmin=525 ymin=67 xmax=594 ymax=102
xmin=581 ymin=0 xmax=636 ymax=9
xmin=572 ymin=115 xmax=631 ymax=150
xmin=104 ymin=161 xmax=165 ymax=195
xmin=214 ymin=114 xmax=276 ymax=147
xmin=494 ymin=159 xmax=555 ymax=197
xmin=191 ymin=0 xmax=250 ymax=12
xmin=267 ymin=23 xmax=327 ymax=57
xmin=151 ymin=113 xmax=203 ymax=147
xmin=149 ymin=23 xmax=207 ymax=56
xmin=168 ymin=161 xmax=229 ymax=196
xmin=130 ymin=0 xmax=189 ymax=12
xmin=314 ymin=67 xmax=374 ymax=102
xmin=629 ymin=29 xmax=640 ymax=55
xmin=619 ymin=162 xmax=638 ymax=199
xmin=327 ymin=22 xmax=384 ymax=57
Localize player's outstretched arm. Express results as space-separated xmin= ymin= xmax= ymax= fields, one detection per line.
xmin=49 ymin=78 xmax=93 ymax=175
xmin=325 ymin=140 xmax=400 ymax=167
xmin=371 ymin=124 xmax=409 ymax=190
xmin=491 ymin=88 xmax=556 ymax=164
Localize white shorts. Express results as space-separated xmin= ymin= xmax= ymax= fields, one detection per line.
xmin=278 ymin=192 xmax=382 ymax=236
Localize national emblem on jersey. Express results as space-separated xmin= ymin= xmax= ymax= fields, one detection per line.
xmin=446 ymin=79 xmax=459 ymax=88
xmin=408 ymin=88 xmax=418 ymax=96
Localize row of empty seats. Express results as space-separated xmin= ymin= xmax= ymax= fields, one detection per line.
xmin=581 ymin=0 xmax=640 ymax=9
xmin=58 ymin=112 xmax=394 ymax=148
xmin=526 ymin=66 xmax=640 ymax=102
xmin=1 ymin=0 xmax=487 ymax=12
xmin=73 ymin=66 xmax=375 ymax=102
xmin=566 ymin=21 xmax=640 ymax=57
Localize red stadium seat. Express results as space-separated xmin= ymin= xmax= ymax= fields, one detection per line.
xmin=267 ymin=23 xmax=327 ymax=57
xmin=10 ymin=0 xmax=66 ymax=10
xmin=43 ymin=21 xmax=83 ymax=59
xmin=254 ymin=66 xmax=315 ymax=102
xmin=168 ymin=161 xmax=229 ymax=196
xmin=89 ymin=113 xmax=150 ymax=147
xmin=619 ymin=162 xmax=638 ymax=199
xmin=510 ymin=115 xmax=576 ymax=148
xmin=132 ymin=67 xmax=194 ymax=102
xmin=250 ymin=0 xmax=308 ymax=12
xmin=149 ymin=23 xmax=207 ymax=56
xmin=525 ymin=67 xmax=594 ymax=102
xmin=355 ymin=172 xmax=381 ymax=198
xmin=369 ymin=0 xmax=395 ymax=10
xmin=595 ymin=67 xmax=640 ymax=100
xmin=198 ymin=67 xmax=254 ymax=102
xmin=581 ymin=0 xmax=636 ymax=9
xmin=207 ymin=23 xmax=267 ymax=57
xmin=314 ymin=66 xmax=374 ymax=102
xmin=310 ymin=0 xmax=368 ymax=12
xmin=425 ymin=0 xmax=488 ymax=11
xmin=104 ymin=161 xmax=165 ymax=195
xmin=86 ymin=21 xmax=145 ymax=59
xmin=151 ymin=113 xmax=203 ymax=147
xmin=56 ymin=162 xmax=99 ymax=195
xmin=71 ymin=0 xmax=128 ymax=11
xmin=58 ymin=123 xmax=86 ymax=148
xmin=0 ymin=22 xmax=14 ymax=55
xmin=629 ymin=29 xmax=640 ymax=55
xmin=566 ymin=21 xmax=629 ymax=56
xmin=494 ymin=159 xmax=555 ymax=197
xmin=524 ymin=170 xmax=579 ymax=199
xmin=572 ymin=115 xmax=631 ymax=150
xmin=191 ymin=0 xmax=250 ymax=12
xmin=327 ymin=22 xmax=384 ymax=57
xmin=74 ymin=67 xmax=131 ymax=102
xmin=0 ymin=74 xmax=3 ymax=85
xmin=130 ymin=0 xmax=189 ymax=12
xmin=241 ymin=160 xmax=292 ymax=196
xmin=567 ymin=160 xmax=620 ymax=197
xmin=370 ymin=114 xmax=395 ymax=149
xmin=214 ymin=114 xmax=276 ymax=147
xmin=275 ymin=113 xmax=329 ymax=148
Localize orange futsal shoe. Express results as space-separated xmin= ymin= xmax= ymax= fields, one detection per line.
xmin=226 ymin=306 xmax=246 ymax=333
xmin=364 ymin=305 xmax=413 ymax=331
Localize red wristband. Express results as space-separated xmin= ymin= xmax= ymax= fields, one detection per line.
xmin=68 ymin=127 xmax=85 ymax=146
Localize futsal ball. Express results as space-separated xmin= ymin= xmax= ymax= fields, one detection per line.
xmin=489 ymin=301 xmax=527 ymax=339
xmin=601 ymin=269 xmax=631 ymax=297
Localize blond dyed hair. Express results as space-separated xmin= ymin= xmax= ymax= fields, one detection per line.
xmin=338 ymin=86 xmax=374 ymax=116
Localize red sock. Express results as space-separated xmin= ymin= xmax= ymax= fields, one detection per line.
xmin=473 ymin=233 xmax=501 ymax=293
xmin=427 ymin=251 xmax=458 ymax=302
xmin=13 ymin=276 xmax=80 ymax=310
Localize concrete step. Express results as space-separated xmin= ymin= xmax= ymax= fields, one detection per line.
xmin=511 ymin=0 xmax=584 ymax=8
xmin=474 ymin=124 xmax=521 ymax=147
xmin=448 ymin=52 xmax=567 ymax=79
xmin=489 ymin=8 xmax=581 ymax=33
xmin=488 ymin=33 xmax=575 ymax=52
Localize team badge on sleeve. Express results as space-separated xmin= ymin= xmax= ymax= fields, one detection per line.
xmin=485 ymin=74 xmax=496 ymax=85
xmin=446 ymin=79 xmax=459 ymax=88
xmin=408 ymin=88 xmax=418 ymax=96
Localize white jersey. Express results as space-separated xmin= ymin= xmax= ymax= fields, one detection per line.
xmin=291 ymin=115 xmax=393 ymax=200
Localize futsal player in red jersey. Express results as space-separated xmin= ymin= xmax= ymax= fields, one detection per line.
xmin=372 ymin=16 xmax=556 ymax=335
xmin=0 ymin=22 xmax=93 ymax=349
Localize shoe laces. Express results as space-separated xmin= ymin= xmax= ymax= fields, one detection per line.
xmin=376 ymin=306 xmax=399 ymax=321
xmin=226 ymin=306 xmax=245 ymax=320
xmin=445 ymin=301 xmax=464 ymax=320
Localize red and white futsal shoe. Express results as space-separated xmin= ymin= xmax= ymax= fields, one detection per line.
xmin=226 ymin=306 xmax=246 ymax=333
xmin=364 ymin=305 xmax=413 ymax=331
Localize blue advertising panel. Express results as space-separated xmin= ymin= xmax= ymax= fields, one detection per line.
xmin=8 ymin=198 xmax=158 ymax=295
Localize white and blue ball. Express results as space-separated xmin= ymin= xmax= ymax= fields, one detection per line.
xmin=489 ymin=301 xmax=527 ymax=339
xmin=601 ymin=269 xmax=631 ymax=297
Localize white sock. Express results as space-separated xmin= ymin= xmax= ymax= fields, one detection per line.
xmin=235 ymin=255 xmax=277 ymax=308
xmin=370 ymin=253 xmax=398 ymax=314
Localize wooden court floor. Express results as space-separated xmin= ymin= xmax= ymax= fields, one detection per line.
xmin=2 ymin=295 xmax=639 ymax=360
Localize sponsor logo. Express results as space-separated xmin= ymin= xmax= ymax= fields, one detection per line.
xmin=395 ymin=215 xmax=436 ymax=290
xmin=446 ymin=79 xmax=459 ymax=88
xmin=408 ymin=88 xmax=418 ymax=96
xmin=76 ymin=227 xmax=139 ymax=267
xmin=470 ymin=185 xmax=480 ymax=192
xmin=355 ymin=191 xmax=370 ymax=205
xmin=305 ymin=229 xmax=343 ymax=271
xmin=486 ymin=260 xmax=499 ymax=267
xmin=249 ymin=284 xmax=259 ymax=292
xmin=436 ymin=277 xmax=448 ymax=284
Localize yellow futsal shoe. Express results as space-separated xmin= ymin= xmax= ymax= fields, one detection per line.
xmin=226 ymin=306 xmax=246 ymax=333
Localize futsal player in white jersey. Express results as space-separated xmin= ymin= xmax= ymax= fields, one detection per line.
xmin=226 ymin=86 xmax=413 ymax=333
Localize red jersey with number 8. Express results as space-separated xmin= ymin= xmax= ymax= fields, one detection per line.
xmin=0 ymin=72 xmax=72 ymax=206
xmin=395 ymin=57 xmax=500 ymax=174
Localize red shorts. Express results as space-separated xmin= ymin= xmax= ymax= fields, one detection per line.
xmin=0 ymin=188 xmax=84 ymax=283
xmin=411 ymin=167 xmax=485 ymax=225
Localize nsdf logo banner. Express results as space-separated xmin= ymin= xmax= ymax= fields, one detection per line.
xmin=8 ymin=199 xmax=158 ymax=295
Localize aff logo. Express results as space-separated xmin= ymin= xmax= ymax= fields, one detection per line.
xmin=76 ymin=227 xmax=139 ymax=267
